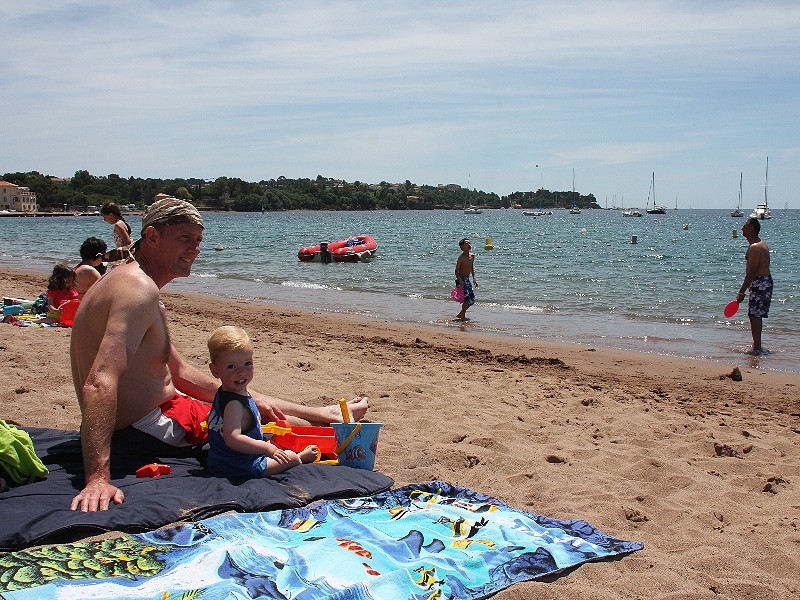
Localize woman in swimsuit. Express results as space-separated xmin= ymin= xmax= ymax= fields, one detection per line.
xmin=100 ymin=202 xmax=132 ymax=249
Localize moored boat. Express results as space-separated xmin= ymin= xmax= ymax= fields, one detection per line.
xmin=645 ymin=172 xmax=667 ymax=214
xmin=749 ymin=157 xmax=772 ymax=220
xmin=731 ymin=172 xmax=744 ymax=217
xmin=298 ymin=235 xmax=377 ymax=262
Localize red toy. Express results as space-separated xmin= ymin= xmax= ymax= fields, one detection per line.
xmin=263 ymin=420 xmax=337 ymax=456
xmin=136 ymin=463 xmax=173 ymax=478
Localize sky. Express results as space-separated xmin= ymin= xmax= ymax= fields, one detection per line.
xmin=2 ymin=1 xmax=799 ymax=209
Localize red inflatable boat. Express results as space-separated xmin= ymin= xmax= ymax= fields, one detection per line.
xmin=297 ymin=235 xmax=377 ymax=263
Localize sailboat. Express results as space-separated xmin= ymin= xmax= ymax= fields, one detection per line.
xmin=730 ymin=173 xmax=744 ymax=217
xmin=464 ymin=173 xmax=481 ymax=214
xmin=645 ymin=172 xmax=667 ymax=214
xmin=749 ymin=157 xmax=772 ymax=220
xmin=568 ymin=169 xmax=581 ymax=214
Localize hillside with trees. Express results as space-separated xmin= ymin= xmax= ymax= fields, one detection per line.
xmin=2 ymin=170 xmax=601 ymax=211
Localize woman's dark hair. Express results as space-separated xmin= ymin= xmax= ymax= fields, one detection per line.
xmin=100 ymin=202 xmax=132 ymax=234
xmin=47 ymin=264 xmax=76 ymax=291
xmin=79 ymin=236 xmax=108 ymax=260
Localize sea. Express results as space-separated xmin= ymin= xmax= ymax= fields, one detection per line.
xmin=1 ymin=208 xmax=798 ymax=373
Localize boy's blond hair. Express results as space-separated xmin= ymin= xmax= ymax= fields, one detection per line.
xmin=208 ymin=326 xmax=252 ymax=363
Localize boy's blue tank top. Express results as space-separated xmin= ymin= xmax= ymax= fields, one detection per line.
xmin=207 ymin=388 xmax=266 ymax=478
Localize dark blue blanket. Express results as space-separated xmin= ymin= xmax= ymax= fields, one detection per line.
xmin=0 ymin=427 xmax=393 ymax=551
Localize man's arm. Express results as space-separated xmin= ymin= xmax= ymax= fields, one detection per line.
xmin=70 ymin=282 xmax=159 ymax=511
xmin=167 ymin=345 xmax=220 ymax=403
xmin=470 ymin=254 xmax=477 ymax=286
xmin=167 ymin=346 xmax=287 ymax=422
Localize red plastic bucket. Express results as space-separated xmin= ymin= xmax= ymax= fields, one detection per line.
xmin=59 ymin=299 xmax=80 ymax=327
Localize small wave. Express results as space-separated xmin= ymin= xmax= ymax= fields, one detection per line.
xmin=481 ymin=302 xmax=557 ymax=313
xmin=281 ymin=280 xmax=341 ymax=291
xmin=191 ymin=272 xmax=219 ymax=279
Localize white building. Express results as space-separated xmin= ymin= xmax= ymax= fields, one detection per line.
xmin=0 ymin=181 xmax=38 ymax=212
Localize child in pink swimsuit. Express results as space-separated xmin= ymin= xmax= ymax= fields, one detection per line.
xmin=45 ymin=264 xmax=79 ymax=319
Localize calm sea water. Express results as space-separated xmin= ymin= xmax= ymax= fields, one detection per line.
xmin=1 ymin=209 xmax=798 ymax=373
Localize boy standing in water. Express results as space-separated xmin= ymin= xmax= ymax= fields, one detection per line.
xmin=454 ymin=238 xmax=478 ymax=321
xmin=736 ymin=217 xmax=772 ymax=355
xmin=206 ymin=326 xmax=319 ymax=478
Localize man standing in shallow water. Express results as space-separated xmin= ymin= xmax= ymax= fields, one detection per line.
xmin=736 ymin=217 xmax=772 ymax=355
xmin=69 ymin=198 xmax=368 ymax=512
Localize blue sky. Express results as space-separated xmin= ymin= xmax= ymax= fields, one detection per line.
xmin=3 ymin=1 xmax=799 ymax=208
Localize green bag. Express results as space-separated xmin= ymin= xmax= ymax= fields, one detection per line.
xmin=0 ymin=420 xmax=49 ymax=485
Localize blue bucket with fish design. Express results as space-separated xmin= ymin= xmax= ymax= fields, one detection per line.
xmin=332 ymin=422 xmax=382 ymax=470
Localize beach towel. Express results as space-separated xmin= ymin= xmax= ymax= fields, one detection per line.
xmin=0 ymin=427 xmax=393 ymax=551
xmin=0 ymin=481 xmax=642 ymax=599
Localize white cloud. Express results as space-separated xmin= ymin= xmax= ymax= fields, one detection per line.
xmin=2 ymin=1 xmax=800 ymax=206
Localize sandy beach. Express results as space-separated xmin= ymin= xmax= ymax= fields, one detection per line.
xmin=1 ymin=265 xmax=799 ymax=599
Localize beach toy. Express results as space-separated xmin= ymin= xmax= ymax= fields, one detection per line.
xmin=338 ymin=398 xmax=351 ymax=423
xmin=484 ymin=237 xmax=493 ymax=250
xmin=451 ymin=287 xmax=465 ymax=303
xmin=2 ymin=305 xmax=25 ymax=317
xmin=262 ymin=421 xmax=293 ymax=436
xmin=724 ymin=300 xmax=740 ymax=318
xmin=58 ymin=299 xmax=80 ymax=327
xmin=332 ymin=422 xmax=382 ymax=470
xmin=136 ymin=463 xmax=172 ymax=478
xmin=265 ymin=420 xmax=338 ymax=455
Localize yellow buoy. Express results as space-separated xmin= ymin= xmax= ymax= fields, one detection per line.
xmin=484 ymin=237 xmax=493 ymax=250
xmin=732 ymin=229 xmax=738 ymax=238
xmin=682 ymin=224 xmax=689 ymax=230
xmin=580 ymin=228 xmax=587 ymax=235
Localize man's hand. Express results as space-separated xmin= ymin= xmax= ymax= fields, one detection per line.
xmin=255 ymin=398 xmax=287 ymax=423
xmin=70 ymin=480 xmax=125 ymax=512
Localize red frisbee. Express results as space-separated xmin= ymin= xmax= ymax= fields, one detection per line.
xmin=723 ymin=300 xmax=740 ymax=318
xmin=451 ymin=287 xmax=465 ymax=303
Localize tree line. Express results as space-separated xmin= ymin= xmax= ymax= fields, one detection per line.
xmin=2 ymin=170 xmax=601 ymax=211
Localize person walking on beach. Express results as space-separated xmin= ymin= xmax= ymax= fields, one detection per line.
xmin=735 ymin=217 xmax=772 ymax=354
xmin=206 ymin=326 xmax=319 ymax=479
xmin=454 ymin=238 xmax=477 ymax=321
xmin=69 ymin=198 xmax=368 ymax=512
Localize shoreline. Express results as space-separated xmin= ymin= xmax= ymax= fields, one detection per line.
xmin=4 ymin=256 xmax=797 ymax=376
xmin=2 ymin=265 xmax=800 ymax=598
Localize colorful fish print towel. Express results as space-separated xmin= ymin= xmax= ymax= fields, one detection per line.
xmin=0 ymin=481 xmax=643 ymax=599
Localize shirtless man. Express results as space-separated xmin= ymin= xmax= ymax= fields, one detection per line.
xmin=73 ymin=237 xmax=107 ymax=299
xmin=736 ymin=217 xmax=772 ymax=354
xmin=70 ymin=198 xmax=368 ymax=511
xmin=454 ymin=238 xmax=477 ymax=321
